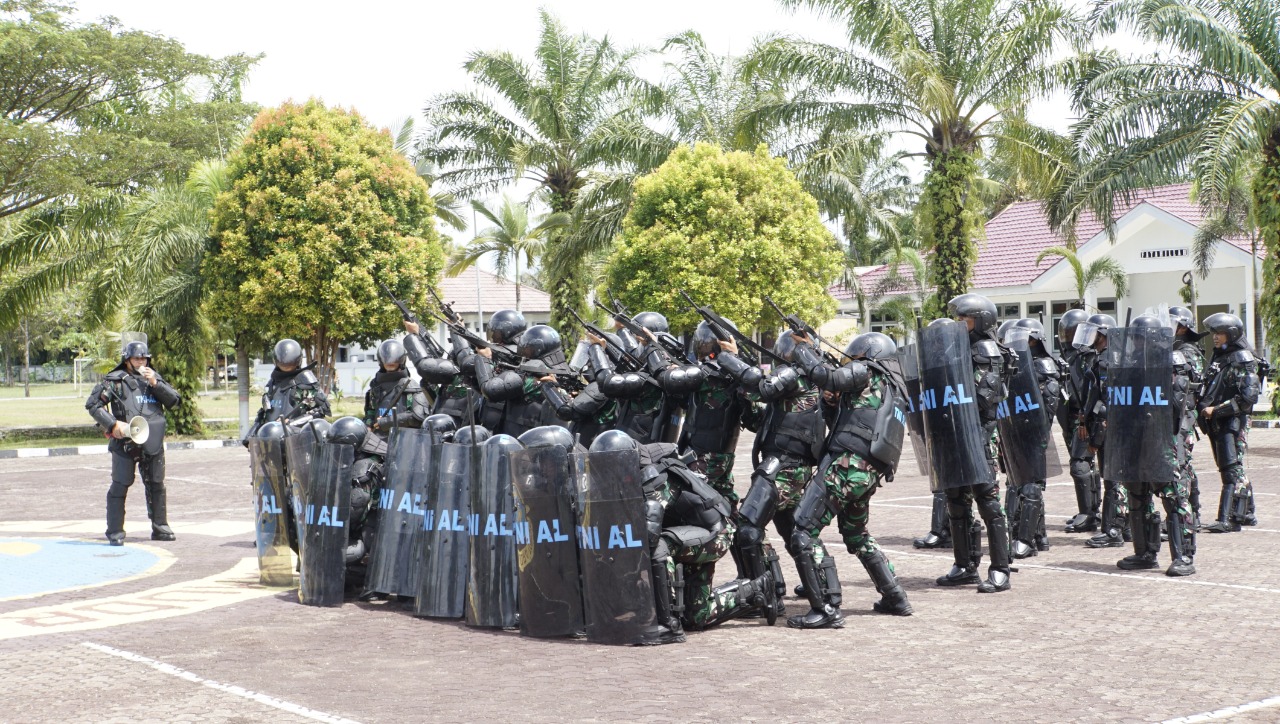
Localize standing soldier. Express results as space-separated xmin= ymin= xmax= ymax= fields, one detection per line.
xmin=1199 ymin=313 xmax=1265 ymax=532
xmin=245 ymin=339 xmax=330 ymax=440
xmin=787 ymin=331 xmax=913 ymax=626
xmin=1169 ymin=306 xmax=1206 ymax=528
xmin=86 ymin=336 xmax=182 ymax=545
xmin=1058 ymin=309 xmax=1101 ymax=533
xmin=475 ymin=324 xmax=568 ymax=438
xmin=1005 ymin=319 xmax=1061 ymax=558
xmin=402 ymin=319 xmax=482 ymax=427
xmin=1073 ymin=314 xmax=1130 ymax=549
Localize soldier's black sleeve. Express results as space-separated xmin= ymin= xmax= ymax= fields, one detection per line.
xmin=792 ymin=343 xmax=868 ymax=393
xmin=590 ymin=344 xmax=648 ymax=399
xmin=475 ymin=356 xmax=526 ymax=402
xmin=308 ymin=387 xmax=331 ymax=418
xmin=716 ymin=351 xmax=764 ymax=392
xmin=1212 ymin=353 xmax=1261 ymax=419
xmin=757 ymin=364 xmax=802 ymax=403
xmin=149 ymin=373 xmax=181 ymax=409
xmin=400 ymin=385 xmax=431 ymax=428
xmin=542 ymin=380 xmax=609 ymax=422
xmin=85 ymin=379 xmax=119 ymax=430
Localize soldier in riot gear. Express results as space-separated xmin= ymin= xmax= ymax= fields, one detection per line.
xmin=715 ymin=333 xmax=823 ymax=614
xmin=786 ymin=331 xmax=913 ymax=626
xmin=1074 ymin=314 xmax=1130 ymax=549
xmin=1108 ymin=315 xmax=1196 ymax=576
xmin=86 ymin=337 xmax=182 ymax=545
xmin=475 ymin=324 xmax=567 ymax=438
xmin=401 ymin=316 xmax=488 ymax=428
xmin=327 ymin=415 xmax=379 ymax=574
xmin=585 ymin=312 xmax=703 ymax=444
xmin=1170 ymin=306 xmax=1206 ymax=528
xmin=1058 ymin=309 xmax=1101 ymax=533
xmin=1199 ymin=313 xmax=1264 ymax=533
xmin=1006 ymin=318 xmax=1061 ymax=558
xmin=678 ymin=320 xmax=764 ymax=511
xmin=933 ymin=294 xmax=1014 ymax=593
xmin=245 ymin=339 xmax=330 ymax=441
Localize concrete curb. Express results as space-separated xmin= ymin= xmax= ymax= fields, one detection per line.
xmin=1251 ymin=419 xmax=1280 ymax=429
xmin=0 ymin=439 xmax=241 ymax=459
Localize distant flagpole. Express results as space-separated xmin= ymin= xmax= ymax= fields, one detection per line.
xmin=474 ymin=207 xmax=483 ymax=333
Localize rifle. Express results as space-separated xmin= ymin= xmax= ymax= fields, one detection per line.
xmin=594 ymin=301 xmax=688 ymax=361
xmin=678 ymin=289 xmax=774 ymax=366
xmin=606 ymin=288 xmax=629 ymax=316
xmin=499 ymin=359 xmax=586 ymax=393
xmin=566 ymin=307 xmax=645 ymax=373
xmin=379 ymin=282 xmax=445 ymax=358
xmin=425 ymin=309 xmax=522 ymax=366
xmin=428 ymin=286 xmax=467 ymax=328
xmin=764 ymin=296 xmax=845 ymax=364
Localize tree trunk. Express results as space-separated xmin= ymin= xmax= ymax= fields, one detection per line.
xmin=919 ymin=148 xmax=979 ymax=315
xmin=237 ymin=341 xmax=251 ymax=440
xmin=545 ymin=190 xmax=583 ymax=346
xmin=1252 ymin=127 xmax=1280 ymax=358
xmin=515 ymin=255 xmax=522 ymax=313
xmin=22 ymin=319 xmax=30 ymax=398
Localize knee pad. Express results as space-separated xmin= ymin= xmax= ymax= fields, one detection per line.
xmin=737 ymin=471 xmax=779 ymax=529
xmin=107 ymin=481 xmax=130 ymax=500
xmin=350 ymin=458 xmax=381 ymax=488
xmin=1069 ymin=458 xmax=1092 ymax=481
xmin=349 ymin=486 xmax=370 ymax=515
xmin=791 ymin=529 xmax=816 ymax=557
xmin=793 ymin=478 xmax=830 ymax=531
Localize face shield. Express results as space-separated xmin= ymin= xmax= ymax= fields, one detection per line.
xmin=1072 ymin=322 xmax=1101 ymax=350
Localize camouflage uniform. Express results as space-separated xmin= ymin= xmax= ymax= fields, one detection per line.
xmin=1174 ymin=338 xmax=1205 ymax=525
xmin=683 ymin=370 xmax=764 ymax=509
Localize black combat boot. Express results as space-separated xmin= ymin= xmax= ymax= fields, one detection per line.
xmin=1163 ymin=500 xmax=1196 ymax=577
xmin=787 ymin=552 xmax=843 ymax=629
xmin=144 ymin=483 xmax=175 ymax=541
xmin=643 ymin=560 xmax=686 ymax=645
xmin=860 ymin=550 xmax=912 ymax=615
xmin=1117 ymin=508 xmax=1159 ymax=570
xmin=913 ymin=492 xmax=952 ymax=548
xmin=976 ymin=513 xmax=1012 ymax=593
xmin=936 ymin=516 xmax=980 ymax=586
xmin=1203 ymin=483 xmax=1240 ymax=533
xmin=697 ymin=572 xmax=778 ymax=629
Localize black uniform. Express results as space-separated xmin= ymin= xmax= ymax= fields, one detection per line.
xmin=405 ymin=329 xmax=482 ymax=428
xmin=588 ymin=342 xmax=701 ymax=444
xmin=678 ymin=358 xmax=763 ymax=510
xmin=1200 ymin=337 xmax=1264 ymax=532
xmin=247 ymin=366 xmax=330 ymax=440
xmin=86 ymin=360 xmax=181 ymax=544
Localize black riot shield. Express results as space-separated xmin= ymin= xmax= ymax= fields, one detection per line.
xmin=917 ymin=320 xmax=997 ymax=491
xmin=575 ymin=448 xmax=655 ymax=645
xmin=997 ymin=331 xmax=1063 ymax=485
xmin=1104 ymin=327 xmax=1177 ymax=483
xmin=365 ymin=427 xmax=431 ymax=597
xmin=290 ymin=435 xmax=353 ymax=607
xmin=897 ymin=343 xmax=930 ymax=477
xmin=414 ymin=441 xmax=474 ymax=618
xmin=511 ymin=445 xmax=584 ymax=638
xmin=466 ymin=436 xmax=523 ymax=629
xmin=250 ymin=437 xmax=292 ymax=586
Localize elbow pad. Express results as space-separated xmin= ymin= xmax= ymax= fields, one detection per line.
xmin=601 ymin=372 xmax=644 ymax=398
xmin=829 ymin=362 xmax=870 ymax=394
xmin=718 ymin=352 xmax=763 ymax=388
xmin=661 ymin=364 xmax=705 ymax=395
xmin=791 ymin=343 xmax=824 ymax=379
xmin=759 ymin=366 xmax=800 ymax=400
xmin=482 ymin=370 xmax=525 ymax=402
xmin=417 ymin=356 xmax=460 ymax=385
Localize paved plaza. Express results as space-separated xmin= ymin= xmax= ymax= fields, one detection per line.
xmin=2 ymin=432 xmax=1279 ymax=723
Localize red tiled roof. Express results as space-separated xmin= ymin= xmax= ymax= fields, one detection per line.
xmin=830 ymin=183 xmax=1258 ymax=300
xmin=438 ymin=266 xmax=551 ymax=314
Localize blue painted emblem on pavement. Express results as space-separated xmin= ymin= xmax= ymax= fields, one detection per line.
xmin=0 ymin=538 xmax=161 ymax=600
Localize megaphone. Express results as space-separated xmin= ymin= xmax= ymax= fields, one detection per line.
xmin=127 ymin=416 xmax=149 ymax=445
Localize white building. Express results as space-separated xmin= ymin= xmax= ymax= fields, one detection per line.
xmin=831 ymin=183 xmax=1266 ymax=355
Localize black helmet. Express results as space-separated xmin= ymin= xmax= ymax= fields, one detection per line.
xmin=488 ymin=309 xmax=527 ymax=344
xmin=516 ymin=325 xmax=562 ymax=362
xmin=1087 ymin=314 xmax=1116 ymax=333
xmin=453 ymin=425 xmax=491 ymax=445
xmin=1204 ymin=312 xmax=1246 ymax=346
xmin=772 ymin=333 xmax=798 ymax=362
xmin=484 ymin=433 xmax=524 ymax=454
xmin=304 ymin=417 xmax=332 ymax=440
xmin=1169 ymin=306 xmax=1204 ymax=341
xmin=1059 ymin=309 xmax=1090 ymax=345
xmin=377 ymin=339 xmax=407 ymax=368
xmin=946 ymin=293 xmax=998 ymax=334
xmin=328 ymin=416 xmax=368 ymax=446
xmin=692 ymin=321 xmax=725 ymax=361
xmin=844 ymin=332 xmax=896 ymax=361
xmin=423 ymin=414 xmax=457 ymax=443
xmin=257 ymin=421 xmax=286 ymax=441
xmin=997 ymin=319 xmax=1017 ymax=341
xmin=633 ymin=312 xmax=669 ymax=335
xmin=589 ymin=429 xmax=638 ymax=453
xmin=518 ymin=425 xmax=575 ymax=450
xmin=1013 ymin=318 xmax=1046 ymax=343
xmin=122 ymin=340 xmax=151 ymax=361
xmin=1129 ymin=314 xmax=1163 ymax=330
xmin=274 ymin=339 xmax=304 ymax=366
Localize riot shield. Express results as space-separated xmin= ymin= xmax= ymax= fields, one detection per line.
xmin=917 ymin=320 xmax=996 ymax=491
xmin=511 ymin=445 xmax=584 ymax=638
xmin=466 ymin=436 xmax=523 ymax=629
xmin=997 ymin=330 xmax=1063 ymax=485
xmin=250 ymin=437 xmax=293 ymax=586
xmin=1103 ymin=327 xmax=1177 ymax=483
xmin=414 ymin=442 xmax=473 ymax=618
xmin=897 ymin=343 xmax=930 ymax=477
xmin=365 ymin=427 xmax=431 ymax=597
xmin=293 ymin=436 xmax=353 ymax=607
xmin=575 ymin=448 xmax=655 ymax=645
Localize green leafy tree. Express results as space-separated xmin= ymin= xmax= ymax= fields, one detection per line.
xmin=418 ymin=11 xmax=671 ymax=341
xmin=1054 ymin=0 xmax=1279 ymax=347
xmin=0 ymin=0 xmax=259 ymax=219
xmin=745 ymin=0 xmax=1084 ymax=313
xmin=602 ymin=143 xmax=842 ymax=332
xmin=1035 ymin=245 xmax=1130 ymax=309
xmin=446 ymin=197 xmax=569 ymax=313
xmin=205 ymin=100 xmax=445 ymax=390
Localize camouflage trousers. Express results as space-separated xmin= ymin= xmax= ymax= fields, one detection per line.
xmin=690 ymin=452 xmax=737 ymax=509
xmin=776 ymin=464 xmax=811 ymax=511
xmin=1128 ymin=478 xmax=1194 ymax=554
xmin=665 ymin=525 xmax=737 ymax=628
xmin=1181 ymin=431 xmax=1201 ymax=517
xmin=799 ymin=452 xmax=886 ymax=568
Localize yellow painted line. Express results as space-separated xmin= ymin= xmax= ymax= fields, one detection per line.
xmin=0 ymin=519 xmax=255 ymax=538
xmin=0 ymin=558 xmax=281 ymax=640
xmin=0 ymin=539 xmax=175 ymax=603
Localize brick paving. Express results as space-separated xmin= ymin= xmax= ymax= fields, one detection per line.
xmin=1 ymin=434 xmax=1279 ymax=722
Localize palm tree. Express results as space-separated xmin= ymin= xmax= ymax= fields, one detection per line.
xmin=389 ymin=118 xmax=467 ymax=233
xmin=447 ymin=198 xmax=570 ymax=312
xmin=1035 ymin=245 xmax=1130 ymax=310
xmin=418 ymin=11 xmax=672 ymax=338
xmin=744 ymin=0 xmax=1085 ymax=311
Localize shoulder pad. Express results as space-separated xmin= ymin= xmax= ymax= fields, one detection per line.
xmin=104 ymin=370 xmax=127 ymax=382
xmin=297 ymin=370 xmax=319 ymax=386
xmin=1032 ymin=357 xmax=1059 ymax=378
xmin=972 ymin=339 xmax=1000 ymax=359
xmin=405 ymin=380 xmax=422 ymax=394
xmin=1230 ymin=349 xmax=1256 ymax=365
xmin=776 ymin=365 xmax=799 ymax=383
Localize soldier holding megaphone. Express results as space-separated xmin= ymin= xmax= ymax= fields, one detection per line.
xmin=85 ymin=334 xmax=181 ymax=546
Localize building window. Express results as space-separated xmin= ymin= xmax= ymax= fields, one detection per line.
xmin=996 ymin=303 xmax=1021 ymax=329
xmin=1027 ymin=302 xmax=1046 ymax=321
xmin=1140 ymin=247 xmax=1188 ymax=259
xmin=1097 ymin=298 xmax=1117 ymax=314
xmin=1050 ymin=299 xmax=1083 ymax=353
